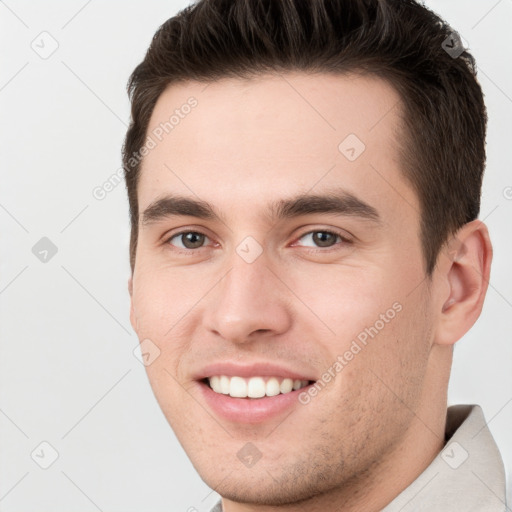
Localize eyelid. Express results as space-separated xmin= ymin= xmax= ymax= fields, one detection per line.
xmin=164 ymin=226 xmax=353 ymax=254
xmin=290 ymin=228 xmax=353 ymax=249
xmin=164 ymin=229 xmax=214 ymax=251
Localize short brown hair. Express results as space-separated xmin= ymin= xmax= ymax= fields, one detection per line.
xmin=123 ymin=0 xmax=487 ymax=274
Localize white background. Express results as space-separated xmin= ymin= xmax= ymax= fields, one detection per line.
xmin=0 ymin=1 xmax=510 ymax=510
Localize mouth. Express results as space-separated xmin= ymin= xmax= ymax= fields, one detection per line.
xmin=197 ymin=374 xmax=317 ymax=424
xmin=194 ymin=362 xmax=318 ymax=423
xmin=202 ymin=375 xmax=314 ymax=399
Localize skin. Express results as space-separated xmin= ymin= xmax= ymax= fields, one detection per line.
xmin=128 ymin=72 xmax=492 ymax=511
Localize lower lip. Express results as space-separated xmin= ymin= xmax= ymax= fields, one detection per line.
xmin=197 ymin=380 xmax=314 ymax=424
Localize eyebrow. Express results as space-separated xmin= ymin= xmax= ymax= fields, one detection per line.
xmin=140 ymin=189 xmax=380 ymax=226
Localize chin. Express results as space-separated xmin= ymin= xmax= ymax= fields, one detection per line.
xmin=194 ymin=459 xmax=339 ymax=507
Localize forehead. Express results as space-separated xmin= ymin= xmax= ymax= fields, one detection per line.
xmin=138 ymin=72 xmax=417 ymax=223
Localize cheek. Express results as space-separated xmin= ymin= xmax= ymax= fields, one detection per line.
xmin=290 ymin=265 xmax=399 ymax=341
xmin=131 ymin=263 xmax=199 ymax=337
xmin=336 ymin=290 xmax=432 ymax=415
xmin=296 ymin=265 xmax=432 ymax=399
xmin=131 ymin=267 xmax=201 ymax=384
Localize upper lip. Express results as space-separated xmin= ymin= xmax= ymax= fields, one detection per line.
xmin=193 ymin=361 xmax=317 ymax=382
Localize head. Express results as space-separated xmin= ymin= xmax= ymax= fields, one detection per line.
xmin=124 ymin=0 xmax=492 ymax=507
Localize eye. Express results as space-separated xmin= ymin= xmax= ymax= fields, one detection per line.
xmin=165 ymin=229 xmax=350 ymax=253
xmin=294 ymin=230 xmax=349 ymax=249
xmin=167 ymin=231 xmax=211 ymax=250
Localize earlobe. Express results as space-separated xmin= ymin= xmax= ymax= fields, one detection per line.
xmin=435 ymin=220 xmax=492 ymax=346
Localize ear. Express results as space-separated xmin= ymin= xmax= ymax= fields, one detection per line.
xmin=128 ymin=275 xmax=137 ymax=332
xmin=434 ymin=220 xmax=493 ymax=346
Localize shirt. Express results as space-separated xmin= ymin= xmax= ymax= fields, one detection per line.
xmin=208 ymin=404 xmax=507 ymax=511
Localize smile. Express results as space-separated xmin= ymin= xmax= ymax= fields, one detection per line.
xmin=205 ymin=375 xmax=312 ymax=398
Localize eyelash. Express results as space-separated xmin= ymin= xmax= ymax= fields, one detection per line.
xmin=164 ymin=229 xmax=352 ymax=254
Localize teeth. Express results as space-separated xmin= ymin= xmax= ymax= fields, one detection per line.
xmin=210 ymin=376 xmax=221 ymax=393
xmin=207 ymin=376 xmax=310 ymax=398
xmin=266 ymin=377 xmax=280 ymax=397
xmin=247 ymin=377 xmax=266 ymax=398
xmin=280 ymin=378 xmax=293 ymax=394
xmin=219 ymin=375 xmax=230 ymax=394
xmin=230 ymin=376 xmax=247 ymax=398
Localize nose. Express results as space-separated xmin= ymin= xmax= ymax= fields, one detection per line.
xmin=202 ymin=251 xmax=293 ymax=344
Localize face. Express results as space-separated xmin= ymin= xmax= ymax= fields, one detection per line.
xmin=129 ymin=72 xmax=440 ymax=505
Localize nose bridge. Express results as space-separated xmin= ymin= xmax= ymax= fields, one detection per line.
xmin=204 ymin=246 xmax=291 ymax=343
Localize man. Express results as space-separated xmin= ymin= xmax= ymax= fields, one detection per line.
xmin=123 ymin=0 xmax=507 ymax=510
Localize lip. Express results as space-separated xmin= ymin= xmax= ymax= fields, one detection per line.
xmin=193 ymin=362 xmax=317 ymax=424
xmin=196 ymin=379 xmax=315 ymax=424
xmin=193 ymin=361 xmax=317 ymax=381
